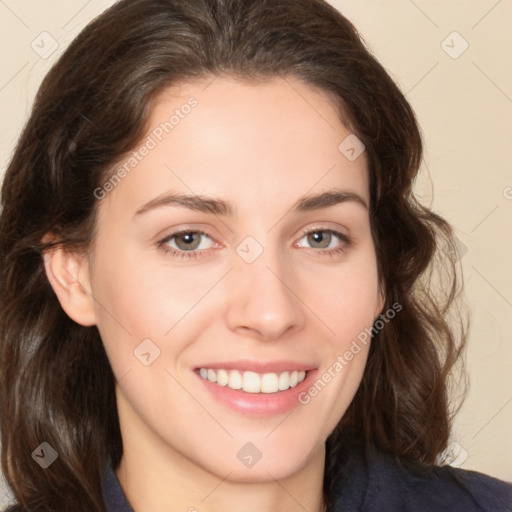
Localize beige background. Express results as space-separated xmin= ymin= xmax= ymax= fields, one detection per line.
xmin=1 ymin=0 xmax=511 ymax=507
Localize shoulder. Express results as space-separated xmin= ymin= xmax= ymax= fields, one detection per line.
xmin=396 ymin=456 xmax=512 ymax=512
xmin=329 ymin=444 xmax=512 ymax=512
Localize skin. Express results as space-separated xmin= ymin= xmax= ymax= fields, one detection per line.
xmin=44 ymin=75 xmax=384 ymax=512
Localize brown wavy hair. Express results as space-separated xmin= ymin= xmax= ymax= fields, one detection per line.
xmin=0 ymin=0 xmax=468 ymax=510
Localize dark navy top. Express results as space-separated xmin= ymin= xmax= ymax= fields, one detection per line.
xmin=104 ymin=448 xmax=512 ymax=512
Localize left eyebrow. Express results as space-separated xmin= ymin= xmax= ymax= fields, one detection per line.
xmin=134 ymin=188 xmax=368 ymax=217
xmin=293 ymin=189 xmax=368 ymax=212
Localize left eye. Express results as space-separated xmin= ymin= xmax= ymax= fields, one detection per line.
xmin=296 ymin=229 xmax=347 ymax=250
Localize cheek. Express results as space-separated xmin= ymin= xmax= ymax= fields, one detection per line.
xmin=298 ymin=267 xmax=376 ymax=430
xmin=298 ymin=245 xmax=380 ymax=345
xmin=88 ymin=240 xmax=169 ymax=375
xmin=89 ymin=241 xmax=226 ymax=375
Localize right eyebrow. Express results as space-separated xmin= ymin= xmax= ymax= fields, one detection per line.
xmin=134 ymin=192 xmax=236 ymax=217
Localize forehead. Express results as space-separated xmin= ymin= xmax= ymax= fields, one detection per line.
xmin=101 ymin=75 xmax=369 ymax=218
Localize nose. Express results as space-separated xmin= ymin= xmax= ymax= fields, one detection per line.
xmin=224 ymin=251 xmax=305 ymax=341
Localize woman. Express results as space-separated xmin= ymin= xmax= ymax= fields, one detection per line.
xmin=0 ymin=0 xmax=510 ymax=511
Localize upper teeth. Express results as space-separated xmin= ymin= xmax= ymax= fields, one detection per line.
xmin=198 ymin=368 xmax=307 ymax=393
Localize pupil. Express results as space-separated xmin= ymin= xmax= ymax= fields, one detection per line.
xmin=177 ymin=232 xmax=199 ymax=250
xmin=309 ymin=231 xmax=329 ymax=248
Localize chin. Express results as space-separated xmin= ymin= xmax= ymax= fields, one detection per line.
xmin=197 ymin=441 xmax=318 ymax=483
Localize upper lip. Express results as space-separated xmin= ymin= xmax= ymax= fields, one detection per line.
xmin=195 ymin=360 xmax=317 ymax=373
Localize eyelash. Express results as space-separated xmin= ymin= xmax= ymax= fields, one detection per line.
xmin=157 ymin=227 xmax=351 ymax=260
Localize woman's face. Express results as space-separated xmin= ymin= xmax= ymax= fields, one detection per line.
xmin=83 ymin=76 xmax=384 ymax=480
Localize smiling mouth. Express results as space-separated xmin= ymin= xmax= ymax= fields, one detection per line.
xmin=196 ymin=368 xmax=307 ymax=393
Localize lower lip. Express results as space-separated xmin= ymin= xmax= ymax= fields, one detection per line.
xmin=194 ymin=369 xmax=318 ymax=417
